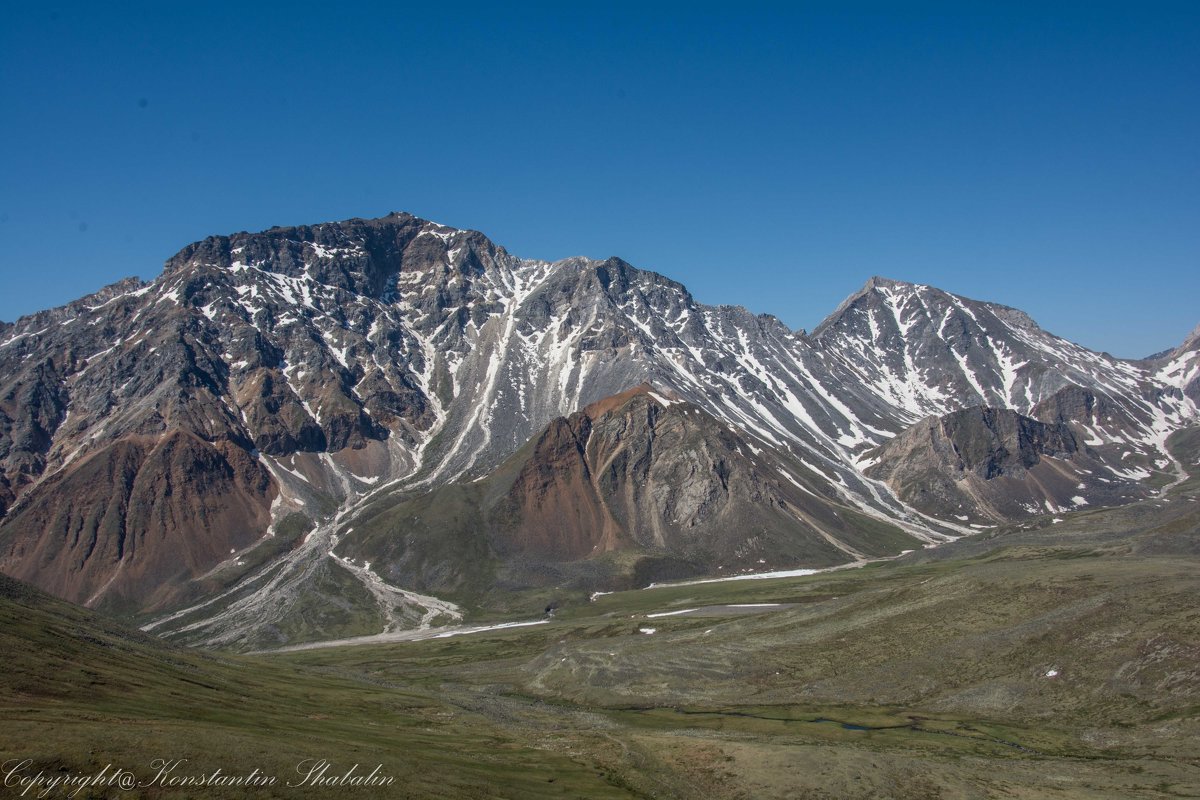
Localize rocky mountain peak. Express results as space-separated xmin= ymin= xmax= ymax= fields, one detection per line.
xmin=1174 ymin=323 xmax=1200 ymax=356
xmin=813 ymin=277 xmax=1041 ymax=342
xmin=159 ymin=212 xmax=515 ymax=303
xmin=863 ymin=275 xmax=906 ymax=291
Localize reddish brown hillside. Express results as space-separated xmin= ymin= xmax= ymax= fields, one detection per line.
xmin=0 ymin=430 xmax=274 ymax=613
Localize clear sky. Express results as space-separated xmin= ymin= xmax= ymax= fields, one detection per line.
xmin=1 ymin=2 xmax=1196 ymax=358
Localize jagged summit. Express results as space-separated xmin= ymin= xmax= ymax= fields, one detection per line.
xmin=812 ymin=276 xmax=1041 ymax=342
xmin=809 ymin=276 xmax=901 ymax=340
xmin=159 ymin=211 xmax=511 ymax=296
xmin=7 ymin=275 xmax=149 ymax=328
xmin=810 ymin=275 xmax=952 ymax=341
xmin=863 ymin=275 xmax=910 ymax=290
xmin=1173 ymin=323 xmax=1200 ymax=356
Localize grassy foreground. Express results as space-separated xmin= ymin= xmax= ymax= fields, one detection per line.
xmin=0 ymin=574 xmax=634 ymax=799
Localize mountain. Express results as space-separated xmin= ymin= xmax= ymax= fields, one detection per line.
xmin=0 ymin=212 xmax=1195 ymax=647
xmin=152 ymin=384 xmax=923 ymax=650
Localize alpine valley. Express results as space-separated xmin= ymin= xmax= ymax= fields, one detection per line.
xmin=0 ymin=211 xmax=1196 ymax=651
xmin=3 ymin=212 xmax=1200 ymax=799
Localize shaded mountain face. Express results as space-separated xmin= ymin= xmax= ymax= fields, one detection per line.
xmin=0 ymin=212 xmax=1195 ymax=644
xmin=866 ymin=407 xmax=1150 ymax=525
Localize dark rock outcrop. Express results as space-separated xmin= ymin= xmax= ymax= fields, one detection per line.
xmin=866 ymin=407 xmax=1148 ymax=524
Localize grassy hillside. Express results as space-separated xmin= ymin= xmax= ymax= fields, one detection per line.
xmin=0 ymin=574 xmax=640 ymax=799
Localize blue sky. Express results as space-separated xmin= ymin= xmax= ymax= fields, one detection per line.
xmin=1 ymin=2 xmax=1196 ymax=358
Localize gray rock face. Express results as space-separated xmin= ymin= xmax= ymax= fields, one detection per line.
xmin=0 ymin=212 xmax=1195 ymax=642
xmin=1032 ymin=385 xmax=1120 ymax=428
xmin=924 ymin=407 xmax=1079 ymax=481
xmin=865 ymin=406 xmax=1148 ymax=524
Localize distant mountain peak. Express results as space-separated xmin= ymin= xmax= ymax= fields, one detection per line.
xmin=1174 ymin=323 xmax=1200 ymax=356
xmin=809 ymin=276 xmax=909 ymax=340
xmin=812 ymin=275 xmax=1048 ymax=345
xmin=863 ymin=275 xmax=913 ymax=291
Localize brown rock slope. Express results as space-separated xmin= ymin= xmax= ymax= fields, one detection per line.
xmin=0 ymin=430 xmax=274 ymax=614
xmin=342 ymin=385 xmax=921 ymax=596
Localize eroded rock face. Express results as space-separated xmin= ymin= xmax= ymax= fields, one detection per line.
xmin=939 ymin=407 xmax=1078 ymax=480
xmin=494 ymin=386 xmax=783 ymax=561
xmin=500 ymin=386 xmax=811 ymax=565
xmin=1032 ymin=385 xmax=1118 ymax=428
xmin=498 ymin=413 xmax=607 ymax=562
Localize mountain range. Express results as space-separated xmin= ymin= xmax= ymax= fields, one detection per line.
xmin=1 ymin=211 xmax=1196 ymax=649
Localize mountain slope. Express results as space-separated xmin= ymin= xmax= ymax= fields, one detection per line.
xmin=813 ymin=277 xmax=1193 ymax=465
xmin=155 ymin=385 xmax=920 ymax=649
xmin=1153 ymin=323 xmax=1200 ymax=404
xmin=0 ymin=572 xmax=641 ymax=799
xmin=345 ymin=385 xmax=919 ymax=591
xmin=0 ymin=430 xmax=273 ymax=612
